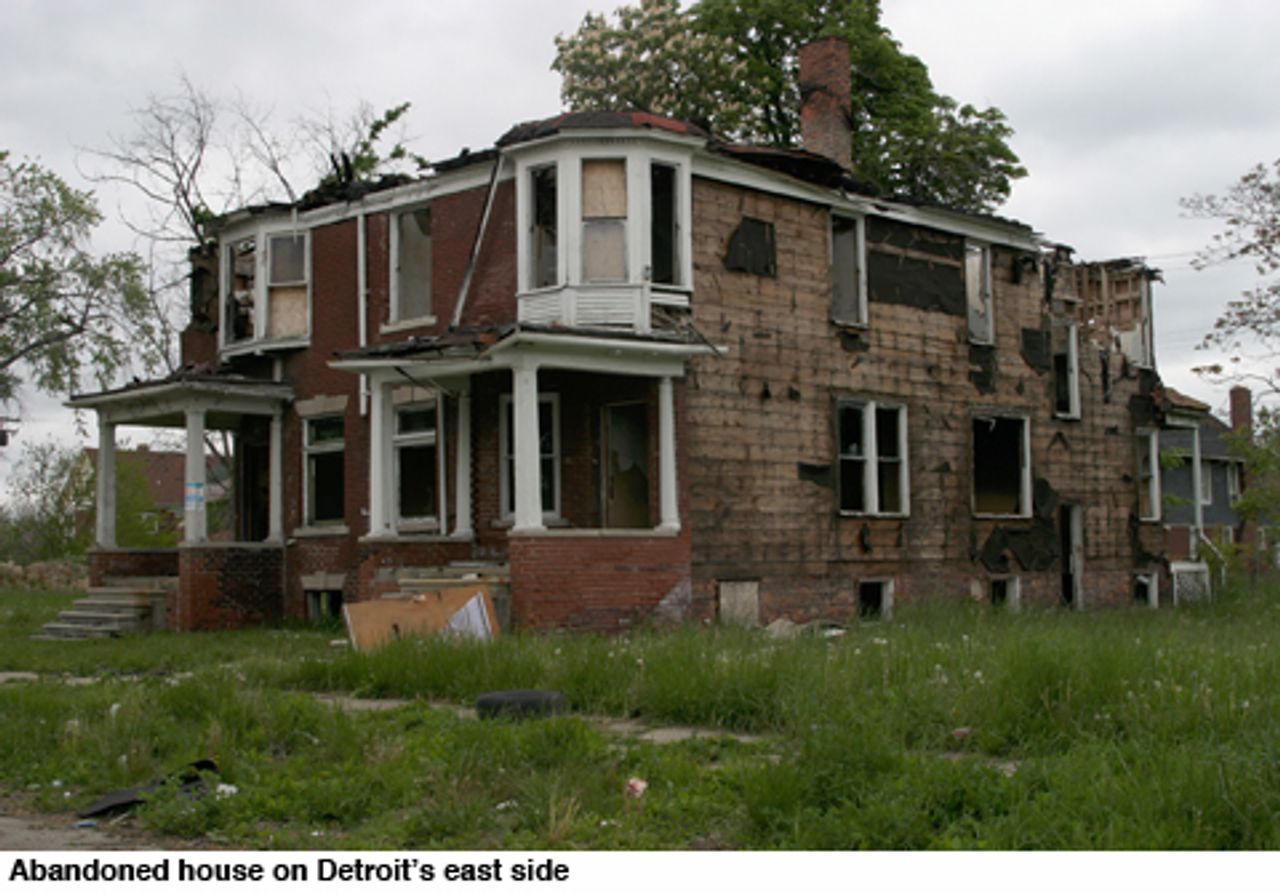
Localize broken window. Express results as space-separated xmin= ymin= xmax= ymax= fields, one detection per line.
xmin=838 ymin=401 xmax=908 ymax=515
xmin=1136 ymin=430 xmax=1160 ymax=521
xmin=305 ymin=415 xmax=345 ymax=526
xmin=650 ymin=163 xmax=679 ymax=286
xmin=966 ymin=242 xmax=993 ymax=344
xmin=858 ymin=580 xmax=892 ymax=619
xmin=973 ymin=416 xmax=1029 ymax=516
xmin=531 ymin=165 xmax=558 ymax=288
xmin=395 ymin=402 xmax=438 ymax=524
xmin=830 ymin=215 xmax=866 ymax=326
xmin=990 ymin=576 xmax=1020 ymax=609
xmin=223 ymin=237 xmax=256 ymax=343
xmin=582 ymin=159 xmax=627 ymax=282
xmin=724 ymin=217 xmax=776 ymax=277
xmin=392 ymin=207 xmax=433 ymax=322
xmin=499 ymin=394 xmax=560 ymax=519
xmin=1052 ymin=321 xmax=1080 ymax=418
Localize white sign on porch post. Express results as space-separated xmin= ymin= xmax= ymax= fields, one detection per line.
xmin=184 ymin=408 xmax=208 ymax=543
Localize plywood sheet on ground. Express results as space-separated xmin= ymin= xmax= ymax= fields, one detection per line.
xmin=344 ymin=585 xmax=498 ymax=651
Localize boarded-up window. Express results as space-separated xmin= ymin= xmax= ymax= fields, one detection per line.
xmin=831 ymin=215 xmax=865 ymax=325
xmin=531 ymin=166 xmax=558 ymax=288
xmin=724 ymin=217 xmax=776 ymax=277
xmin=650 ymin=163 xmax=678 ymax=285
xmin=966 ymin=243 xmax=993 ymax=343
xmin=267 ymin=233 xmax=307 ymax=339
xmin=394 ymin=208 xmax=432 ymax=321
xmin=582 ymin=159 xmax=627 ymax=282
xmin=973 ymin=416 xmax=1027 ymax=516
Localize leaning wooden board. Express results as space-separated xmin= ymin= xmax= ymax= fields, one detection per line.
xmin=343 ymin=585 xmax=499 ymax=651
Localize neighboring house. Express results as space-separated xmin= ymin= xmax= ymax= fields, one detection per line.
xmin=1159 ymin=387 xmax=1251 ymax=593
xmin=69 ymin=39 xmax=1175 ymax=631
xmin=75 ymin=446 xmax=229 ymax=543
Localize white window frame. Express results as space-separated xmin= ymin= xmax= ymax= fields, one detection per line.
xmin=499 ymin=393 xmax=561 ymax=522
xmin=830 ymin=214 xmax=867 ymax=327
xmin=966 ymin=241 xmax=994 ymax=345
xmin=386 ymin=204 xmax=435 ymax=329
xmin=972 ymin=414 xmax=1032 ymax=519
xmin=1199 ymin=459 xmax=1213 ymax=505
xmin=1053 ymin=320 xmax=1081 ymax=420
xmin=392 ymin=400 xmax=442 ymax=529
xmin=514 ymin=142 xmax=694 ymax=296
xmin=219 ymin=222 xmax=312 ymax=352
xmin=303 ymin=414 xmax=345 ymax=529
xmin=1136 ymin=429 xmax=1161 ymax=522
xmin=837 ymin=400 xmax=910 ymax=517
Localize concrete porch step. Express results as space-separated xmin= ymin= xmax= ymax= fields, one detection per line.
xmin=34 ymin=578 xmax=174 ymax=641
xmin=36 ymin=622 xmax=121 ymax=640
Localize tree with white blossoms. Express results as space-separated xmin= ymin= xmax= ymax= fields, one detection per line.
xmin=553 ymin=0 xmax=1026 ymax=213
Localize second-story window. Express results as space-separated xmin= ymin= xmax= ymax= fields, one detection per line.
xmin=267 ymin=233 xmax=308 ymax=339
xmin=582 ymin=159 xmax=628 ymax=282
xmin=1053 ymin=321 xmax=1081 ymax=418
xmin=220 ymin=226 xmax=310 ymax=348
xmin=966 ymin=242 xmax=993 ymax=344
xmin=830 ymin=215 xmax=866 ymax=326
xmin=531 ymin=166 xmax=558 ymax=288
xmin=650 ymin=162 xmax=679 ymax=285
xmin=391 ymin=207 xmax=432 ymax=323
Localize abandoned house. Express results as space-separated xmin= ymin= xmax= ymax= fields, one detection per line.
xmin=65 ymin=38 xmax=1183 ymax=633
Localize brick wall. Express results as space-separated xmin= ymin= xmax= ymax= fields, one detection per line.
xmin=175 ymin=544 xmax=284 ymax=630
xmin=88 ymin=549 xmax=179 ymax=586
xmin=508 ymin=531 xmax=692 ymax=631
xmin=685 ymin=176 xmax=1162 ymax=620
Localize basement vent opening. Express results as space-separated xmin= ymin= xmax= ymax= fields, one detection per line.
xmin=858 ymin=580 xmax=892 ymax=619
xmin=990 ymin=576 xmax=1020 ymax=609
xmin=307 ymin=589 xmax=344 ymax=622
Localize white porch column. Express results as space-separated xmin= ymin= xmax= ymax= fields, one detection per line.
xmin=454 ymin=385 xmax=473 ymax=538
xmin=94 ymin=419 xmax=117 ymax=548
xmin=368 ymin=378 xmax=391 ymax=536
xmin=183 ymin=408 xmax=207 ymax=543
xmin=512 ymin=361 xmax=545 ymax=532
xmin=658 ymin=376 xmax=679 ymax=532
xmin=268 ymin=410 xmax=283 ymax=541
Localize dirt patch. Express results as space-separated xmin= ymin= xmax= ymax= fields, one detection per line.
xmin=0 ymin=793 xmax=201 ymax=852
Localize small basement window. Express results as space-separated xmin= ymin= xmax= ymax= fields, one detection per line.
xmin=305 ymin=415 xmax=345 ymax=526
xmin=966 ymin=242 xmax=993 ymax=344
xmin=858 ymin=580 xmax=893 ymax=619
xmin=973 ymin=416 xmax=1030 ymax=516
xmin=307 ymin=589 xmax=344 ymax=622
xmin=990 ymin=576 xmax=1021 ymax=609
xmin=1133 ymin=573 xmax=1157 ymax=608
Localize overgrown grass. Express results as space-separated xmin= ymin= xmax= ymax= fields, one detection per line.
xmin=3 ymin=584 xmax=1280 ymax=848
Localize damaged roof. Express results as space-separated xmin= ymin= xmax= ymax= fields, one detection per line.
xmin=497 ymin=110 xmax=709 ymax=147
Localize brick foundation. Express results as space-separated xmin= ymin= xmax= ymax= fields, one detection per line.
xmin=508 ymin=531 xmax=692 ymax=632
xmin=175 ymin=544 xmax=284 ymax=631
xmin=88 ymin=549 xmax=179 ymax=586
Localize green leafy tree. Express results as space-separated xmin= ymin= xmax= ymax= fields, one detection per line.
xmin=0 ymin=151 xmax=152 ymax=407
xmin=553 ymin=0 xmax=1026 ymax=212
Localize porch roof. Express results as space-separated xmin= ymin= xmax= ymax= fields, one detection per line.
xmin=331 ymin=323 xmax=718 ymax=379
xmin=67 ymin=369 xmax=292 ymax=428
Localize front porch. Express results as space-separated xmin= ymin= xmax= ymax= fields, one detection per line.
xmin=68 ymin=373 xmax=293 ymax=631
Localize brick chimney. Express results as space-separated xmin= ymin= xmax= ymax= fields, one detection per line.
xmin=798 ymin=36 xmax=852 ymax=171
xmin=1230 ymin=385 xmax=1253 ymax=435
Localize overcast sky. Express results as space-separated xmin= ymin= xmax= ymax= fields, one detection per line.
xmin=2 ymin=0 xmax=1278 ymax=494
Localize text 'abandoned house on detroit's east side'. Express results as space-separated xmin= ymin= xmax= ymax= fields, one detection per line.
xmin=68 ymin=39 xmax=1183 ymax=633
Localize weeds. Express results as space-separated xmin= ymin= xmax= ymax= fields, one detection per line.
xmin=4 ymin=583 xmax=1280 ymax=847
